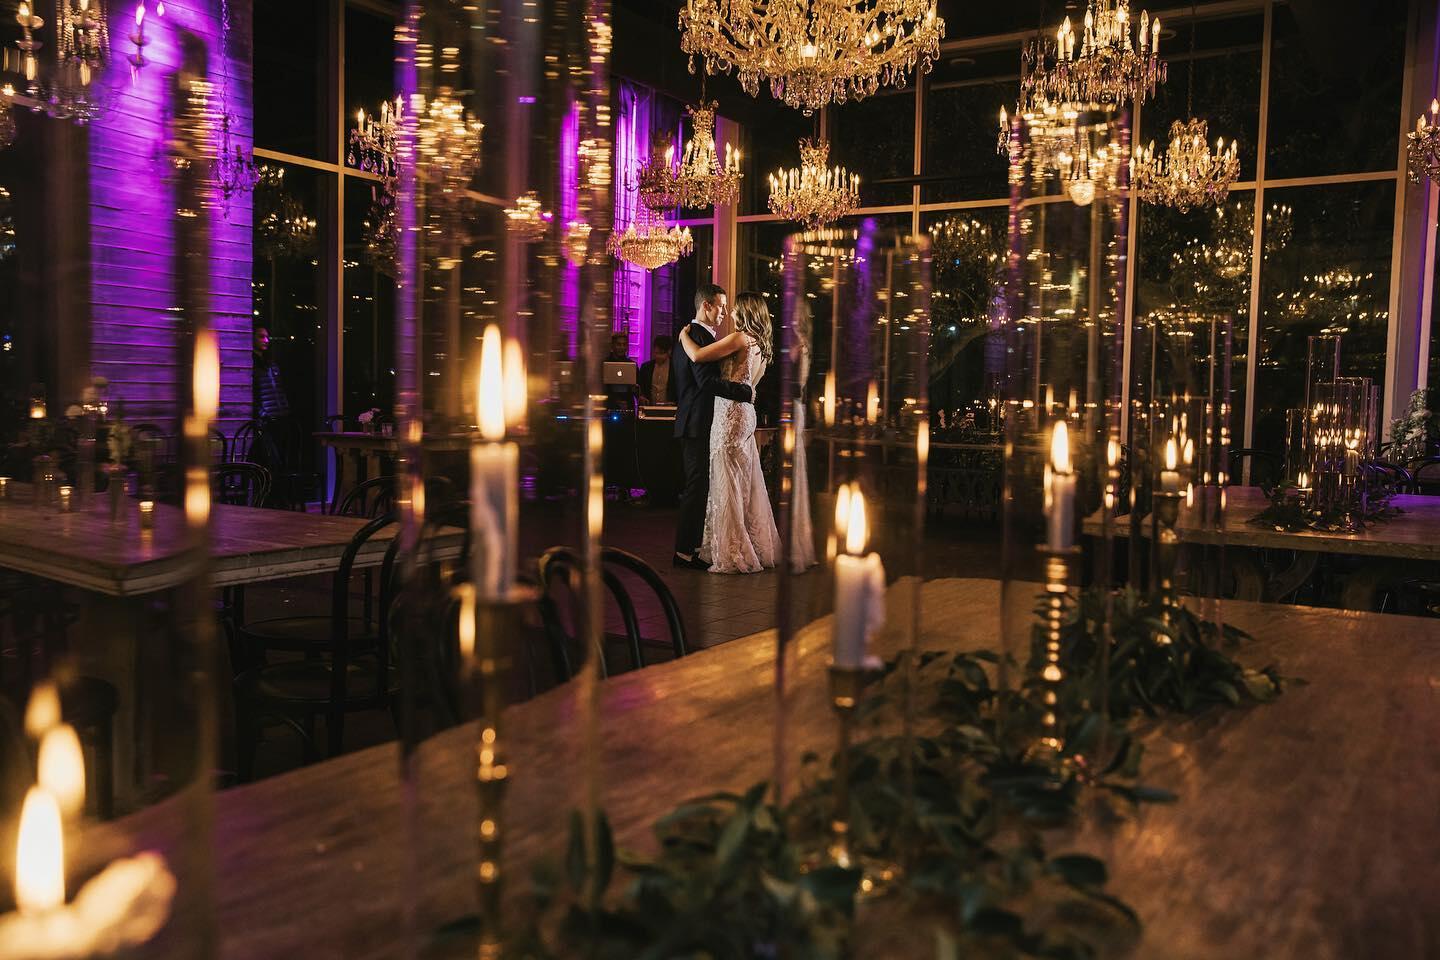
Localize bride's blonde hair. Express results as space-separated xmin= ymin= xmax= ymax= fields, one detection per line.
xmin=732 ymin=292 xmax=773 ymax=366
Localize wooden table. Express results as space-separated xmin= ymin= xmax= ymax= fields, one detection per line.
xmin=315 ymin=431 xmax=472 ymax=508
xmin=0 ymin=489 xmax=442 ymax=596
xmin=87 ymin=578 xmax=1440 ymax=959
xmin=1087 ymin=486 xmax=1440 ymax=606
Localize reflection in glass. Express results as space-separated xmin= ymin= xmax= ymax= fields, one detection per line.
xmin=343 ymin=178 xmax=395 ymax=419
xmin=921 ymin=208 xmax=1006 ymax=429
xmin=922 ymin=47 xmax=1017 ymax=203
xmin=1254 ymin=182 xmax=1394 ymax=454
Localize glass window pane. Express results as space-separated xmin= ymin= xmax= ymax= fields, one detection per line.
xmin=1265 ymin=1 xmax=1405 ymax=178
xmin=343 ymin=177 xmax=395 ymax=418
xmin=658 ymin=223 xmax=713 ymax=338
xmin=1253 ymin=181 xmax=1394 ymax=453
xmin=255 ymin=0 xmax=327 ymax=160
xmin=921 ymin=208 xmax=1007 ymax=421
xmin=740 ymin=106 xmax=813 ymax=216
xmin=829 ymin=89 xmax=916 ymax=207
xmin=922 ymin=47 xmax=1017 ymax=203
xmin=1139 ymin=14 xmax=1263 ymax=182
xmin=736 ymin=220 xmax=794 ymax=308
xmin=1134 ymin=191 xmax=1256 ymax=449
xmin=253 ymin=163 xmax=328 ymax=489
xmin=344 ymin=6 xmax=395 ymax=130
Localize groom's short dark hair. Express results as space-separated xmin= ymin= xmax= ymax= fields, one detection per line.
xmin=695 ymin=283 xmax=726 ymax=313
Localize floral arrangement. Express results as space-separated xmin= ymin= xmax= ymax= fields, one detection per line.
xmin=357 ymin=408 xmax=381 ymax=426
xmin=1389 ymin=387 xmax=1440 ymax=464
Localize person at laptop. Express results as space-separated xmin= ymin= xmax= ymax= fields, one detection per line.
xmin=638 ymin=335 xmax=674 ymax=405
xmin=604 ymin=332 xmax=638 ymax=409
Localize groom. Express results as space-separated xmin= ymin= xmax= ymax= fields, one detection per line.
xmin=672 ymin=282 xmax=753 ymax=569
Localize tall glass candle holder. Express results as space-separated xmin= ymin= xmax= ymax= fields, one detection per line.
xmin=997 ymin=103 xmax=1130 ymax=768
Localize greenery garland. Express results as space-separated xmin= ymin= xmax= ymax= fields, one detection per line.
xmin=1247 ymin=482 xmax=1400 ymax=533
xmin=509 ymin=587 xmax=1290 ymax=959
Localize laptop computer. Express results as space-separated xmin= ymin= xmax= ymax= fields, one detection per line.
xmin=602 ymin=361 xmax=637 ymax=386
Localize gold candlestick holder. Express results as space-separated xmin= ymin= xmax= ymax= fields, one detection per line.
xmin=425 ymin=584 xmax=536 ymax=960
xmin=1152 ymin=491 xmax=1184 ymax=642
xmin=1029 ymin=547 xmax=1077 ymax=768
xmin=821 ymin=661 xmax=895 ymax=896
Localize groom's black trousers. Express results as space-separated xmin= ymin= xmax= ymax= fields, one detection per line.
xmin=675 ymin=437 xmax=711 ymax=555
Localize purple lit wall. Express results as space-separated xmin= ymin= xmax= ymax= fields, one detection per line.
xmin=559 ymin=99 xmax=580 ymax=359
xmin=89 ymin=0 xmax=253 ymax=435
xmin=614 ymin=80 xmax=652 ymax=360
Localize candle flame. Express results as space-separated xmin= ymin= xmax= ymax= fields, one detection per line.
xmin=1165 ymin=437 xmax=1178 ymax=472
xmin=502 ymin=338 xmax=526 ymax=430
xmin=478 ymin=325 xmax=505 ymax=441
xmin=456 ymin=583 xmax=476 ymax=659
xmin=822 ymin=371 xmax=836 ymax=428
xmin=38 ymin=724 xmax=85 ymax=819
xmin=834 ymin=482 xmax=851 ymax=544
xmin=134 ymin=3 xmax=144 ymax=26
xmin=1298 ymin=470 xmax=1309 ymax=488
xmin=185 ymin=469 xmax=210 ymax=526
xmin=865 ymin=380 xmax=879 ymax=424
xmin=916 ymin=421 xmax=929 ymax=466
xmin=1049 ymin=420 xmax=1072 ymax=474
xmin=24 ymin=680 xmax=61 ymax=738
xmin=193 ymin=329 xmax=219 ymax=423
xmin=844 ymin=488 xmax=868 ymax=555
xmin=16 ymin=787 xmax=64 ymax=913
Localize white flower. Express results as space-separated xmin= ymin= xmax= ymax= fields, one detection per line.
xmin=358 ymin=410 xmax=374 ymax=424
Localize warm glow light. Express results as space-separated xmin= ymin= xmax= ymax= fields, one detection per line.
xmin=38 ymin=724 xmax=85 ymax=819
xmin=502 ymin=338 xmax=526 ymax=430
xmin=24 ymin=681 xmax=61 ymax=738
xmin=134 ymin=3 xmax=144 ymax=26
xmin=865 ymin=381 xmax=879 ymax=424
xmin=1183 ymin=438 xmax=1194 ymax=465
xmin=456 ymin=583 xmax=476 ymax=659
xmin=1049 ymin=420 xmax=1072 ymax=474
xmin=185 ymin=470 xmax=210 ymax=526
xmin=834 ymin=482 xmax=851 ymax=544
xmin=16 ymin=787 xmax=64 ymax=914
xmin=844 ymin=488 xmax=868 ymax=555
xmin=193 ymin=330 xmax=219 ymax=423
xmin=1298 ymin=471 xmax=1310 ymax=488
xmin=822 ymin=371 xmax=836 ymax=428
xmin=478 ymin=326 xmax=506 ymax=441
xmin=916 ymin=421 xmax=930 ymax=466
xmin=1164 ymin=437 xmax=1178 ymax=472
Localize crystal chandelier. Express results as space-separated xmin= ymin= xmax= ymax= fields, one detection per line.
xmin=349 ymin=96 xmax=402 ymax=179
xmin=1407 ymin=99 xmax=1440 ymax=183
xmin=608 ymin=204 xmax=693 ymax=270
xmin=1021 ymin=1 xmax=1166 ymax=110
xmin=210 ymin=0 xmax=258 ymax=219
xmin=0 ymin=99 xmax=14 ymax=150
xmin=637 ymin=99 xmax=742 ymax=210
xmin=9 ymin=0 xmax=115 ymax=123
xmin=768 ymin=138 xmax=859 ymax=226
xmin=415 ymin=86 xmax=484 ymax=215
xmin=504 ymin=191 xmax=551 ymax=243
xmin=1133 ymin=118 xmax=1239 ymax=212
xmin=678 ymin=0 xmax=945 ymax=116
xmin=1131 ymin=8 xmax=1238 ymax=212
xmin=254 ymin=165 xmax=317 ymax=261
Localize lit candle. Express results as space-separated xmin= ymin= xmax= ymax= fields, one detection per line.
xmin=29 ymin=396 xmax=46 ymax=420
xmin=0 ymin=476 xmax=8 ymax=499
xmin=15 ymin=787 xmax=64 ymax=915
xmin=1160 ymin=437 xmax=1182 ymax=495
xmin=470 ymin=326 xmax=520 ymax=601
xmin=37 ymin=724 xmax=85 ymax=820
xmin=57 ymin=485 xmax=72 ymax=512
xmin=1044 ymin=420 xmax=1075 ymax=551
xmin=193 ymin=330 xmax=219 ymax=425
xmin=139 ymin=499 xmax=155 ymax=529
xmin=831 ymin=488 xmax=886 ymax=670
xmin=24 ymin=681 xmax=60 ymax=738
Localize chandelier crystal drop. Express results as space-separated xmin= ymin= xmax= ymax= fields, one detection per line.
xmin=504 ymin=191 xmax=552 ymax=243
xmin=768 ymin=138 xmax=860 ymax=227
xmin=609 ymin=204 xmax=693 ymax=270
xmin=678 ymin=0 xmax=945 ymax=116
xmin=1407 ymin=99 xmax=1440 ymax=183
xmin=637 ymin=100 xmax=742 ymax=210
xmin=1021 ymin=1 xmax=1166 ymax=110
xmin=1132 ymin=118 xmax=1239 ymax=212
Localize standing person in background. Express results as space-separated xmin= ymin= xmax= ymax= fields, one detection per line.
xmin=252 ymin=326 xmax=290 ymax=420
xmin=638 ymin=335 xmax=674 ymax=405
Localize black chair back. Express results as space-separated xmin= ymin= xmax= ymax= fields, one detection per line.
xmin=324 ymin=512 xmax=402 ymax=751
xmin=1361 ymin=460 xmax=1413 ymax=498
xmin=333 ymin=475 xmax=396 ymax=517
xmin=207 ymin=428 xmax=229 ymax=463
xmin=231 ymin=420 xmax=265 ymax=464
xmin=1409 ymin=457 xmax=1440 ymax=495
xmin=212 ymin=462 xmax=272 ymax=507
xmin=1228 ymin=447 xmax=1283 ymax=492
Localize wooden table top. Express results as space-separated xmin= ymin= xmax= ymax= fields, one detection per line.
xmin=0 ymin=487 xmax=457 ymax=595
xmin=84 ymin=577 xmax=1440 ymax=958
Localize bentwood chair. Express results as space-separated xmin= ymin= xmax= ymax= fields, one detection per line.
xmin=1228 ymin=448 xmax=1283 ymax=492
xmin=330 ymin=475 xmax=397 ymax=518
xmin=212 ymin=462 xmax=272 ymax=508
xmin=1408 ymin=457 xmax=1440 ymax=496
xmin=234 ymin=512 xmax=403 ymax=777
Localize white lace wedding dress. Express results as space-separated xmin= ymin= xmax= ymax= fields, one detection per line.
xmin=700 ymin=341 xmax=781 ymax=574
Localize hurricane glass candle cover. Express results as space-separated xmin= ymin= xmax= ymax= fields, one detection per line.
xmin=832 ymin=485 xmax=886 ymax=669
xmin=469 ymin=325 xmax=522 ymax=600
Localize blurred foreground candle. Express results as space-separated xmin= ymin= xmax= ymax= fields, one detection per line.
xmin=470 ymin=326 xmax=521 ymax=600
xmin=1160 ymin=437 xmax=1182 ymax=496
xmin=37 ymin=724 xmax=85 ymax=819
xmin=832 ymin=488 xmax=886 ymax=669
xmin=57 ymin=486 xmax=72 ymax=512
xmin=138 ymin=499 xmax=154 ymax=530
xmin=1044 ymin=421 xmax=1075 ymax=551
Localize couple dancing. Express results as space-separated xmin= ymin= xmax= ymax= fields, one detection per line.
xmin=671 ymin=283 xmax=815 ymax=575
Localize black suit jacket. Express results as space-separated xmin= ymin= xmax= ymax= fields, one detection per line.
xmin=638 ymin=359 xmax=669 ymax=404
xmin=672 ymin=323 xmax=752 ymax=439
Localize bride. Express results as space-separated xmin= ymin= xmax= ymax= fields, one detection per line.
xmin=680 ymin=292 xmax=781 ymax=574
